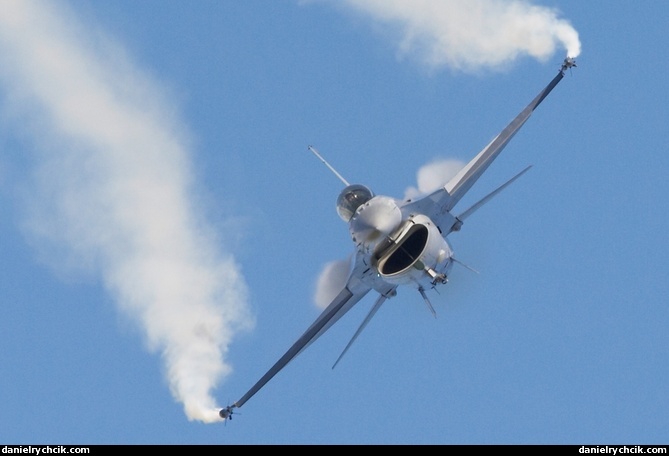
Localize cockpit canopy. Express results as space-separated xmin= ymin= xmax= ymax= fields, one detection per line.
xmin=336 ymin=184 xmax=374 ymax=221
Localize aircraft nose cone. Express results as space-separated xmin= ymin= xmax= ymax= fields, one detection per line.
xmin=349 ymin=196 xmax=402 ymax=243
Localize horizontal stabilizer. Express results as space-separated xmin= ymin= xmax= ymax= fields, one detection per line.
xmin=454 ymin=165 xmax=532 ymax=227
xmin=332 ymin=290 xmax=393 ymax=369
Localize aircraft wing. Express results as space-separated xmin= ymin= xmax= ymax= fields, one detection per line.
xmin=404 ymin=62 xmax=570 ymax=225
xmin=232 ymin=274 xmax=372 ymax=409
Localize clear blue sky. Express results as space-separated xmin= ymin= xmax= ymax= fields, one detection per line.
xmin=1 ymin=0 xmax=667 ymax=445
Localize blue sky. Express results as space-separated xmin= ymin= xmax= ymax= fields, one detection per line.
xmin=0 ymin=0 xmax=667 ymax=445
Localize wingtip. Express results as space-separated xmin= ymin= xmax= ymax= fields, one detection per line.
xmin=561 ymin=56 xmax=577 ymax=73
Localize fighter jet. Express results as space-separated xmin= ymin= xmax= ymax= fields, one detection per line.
xmin=220 ymin=57 xmax=576 ymax=421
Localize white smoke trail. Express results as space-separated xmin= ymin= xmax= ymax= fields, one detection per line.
xmin=316 ymin=0 xmax=581 ymax=71
xmin=0 ymin=0 xmax=253 ymax=423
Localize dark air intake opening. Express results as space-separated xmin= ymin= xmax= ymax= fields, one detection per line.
xmin=379 ymin=224 xmax=428 ymax=275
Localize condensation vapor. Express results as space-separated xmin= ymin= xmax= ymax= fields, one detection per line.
xmin=0 ymin=0 xmax=253 ymax=423
xmin=325 ymin=0 xmax=581 ymax=72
